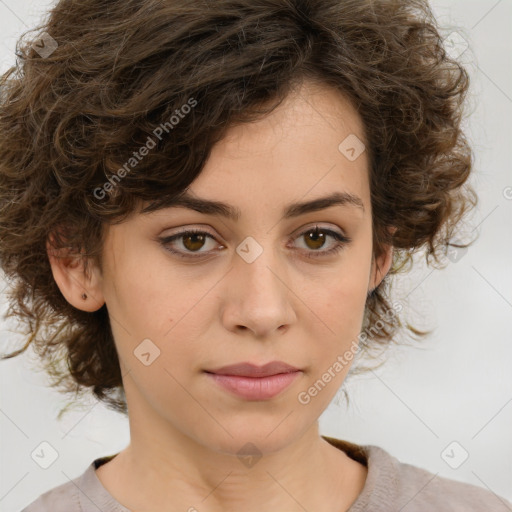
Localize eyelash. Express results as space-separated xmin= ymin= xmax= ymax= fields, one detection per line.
xmin=159 ymin=225 xmax=351 ymax=260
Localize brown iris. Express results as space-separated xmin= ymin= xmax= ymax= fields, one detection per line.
xmin=304 ymin=227 xmax=326 ymax=250
xmin=182 ymin=232 xmax=207 ymax=252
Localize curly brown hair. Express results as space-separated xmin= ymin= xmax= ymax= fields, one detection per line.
xmin=0 ymin=0 xmax=477 ymax=416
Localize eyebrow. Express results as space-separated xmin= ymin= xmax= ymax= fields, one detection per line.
xmin=153 ymin=191 xmax=365 ymax=221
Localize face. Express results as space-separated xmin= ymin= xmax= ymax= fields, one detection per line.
xmin=50 ymin=80 xmax=392 ymax=457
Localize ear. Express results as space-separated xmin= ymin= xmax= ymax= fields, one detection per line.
xmin=368 ymin=226 xmax=396 ymax=295
xmin=46 ymin=232 xmax=105 ymax=312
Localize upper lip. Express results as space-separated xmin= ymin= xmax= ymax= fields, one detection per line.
xmin=205 ymin=361 xmax=301 ymax=377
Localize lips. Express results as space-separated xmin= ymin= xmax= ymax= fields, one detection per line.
xmin=205 ymin=361 xmax=300 ymax=377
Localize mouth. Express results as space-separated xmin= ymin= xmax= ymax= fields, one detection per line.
xmin=204 ymin=361 xmax=301 ymax=378
xmin=204 ymin=361 xmax=303 ymax=400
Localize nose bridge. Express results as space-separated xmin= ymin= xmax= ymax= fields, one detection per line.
xmin=235 ymin=233 xmax=285 ymax=300
xmin=225 ymin=232 xmax=294 ymax=334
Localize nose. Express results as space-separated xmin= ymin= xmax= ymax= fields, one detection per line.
xmin=220 ymin=240 xmax=296 ymax=338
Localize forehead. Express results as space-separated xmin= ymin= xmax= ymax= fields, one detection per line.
xmin=189 ymin=84 xmax=366 ymax=199
xmin=215 ymin=81 xmax=366 ymax=157
xmin=139 ymin=81 xmax=370 ymax=223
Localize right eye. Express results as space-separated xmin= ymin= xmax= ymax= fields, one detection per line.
xmin=159 ymin=228 xmax=222 ymax=259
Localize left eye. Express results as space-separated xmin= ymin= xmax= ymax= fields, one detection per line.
xmin=159 ymin=225 xmax=351 ymax=260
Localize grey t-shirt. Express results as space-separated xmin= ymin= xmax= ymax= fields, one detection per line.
xmin=21 ymin=436 xmax=512 ymax=511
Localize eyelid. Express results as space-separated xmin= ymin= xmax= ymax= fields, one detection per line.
xmin=290 ymin=222 xmax=345 ymax=237
xmin=163 ymin=222 xmax=346 ymax=238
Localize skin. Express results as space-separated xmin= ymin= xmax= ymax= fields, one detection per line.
xmin=48 ymin=80 xmax=394 ymax=512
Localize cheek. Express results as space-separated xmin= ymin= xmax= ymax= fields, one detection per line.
xmin=311 ymin=280 xmax=368 ymax=347
xmin=104 ymin=239 xmax=193 ymax=325
xmin=300 ymin=253 xmax=371 ymax=355
xmin=308 ymin=239 xmax=371 ymax=311
xmin=296 ymin=273 xmax=370 ymax=406
xmin=109 ymin=277 xmax=220 ymax=391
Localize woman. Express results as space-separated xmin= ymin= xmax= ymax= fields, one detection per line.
xmin=1 ymin=0 xmax=510 ymax=510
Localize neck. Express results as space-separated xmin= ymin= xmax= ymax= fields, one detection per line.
xmin=97 ymin=421 xmax=365 ymax=512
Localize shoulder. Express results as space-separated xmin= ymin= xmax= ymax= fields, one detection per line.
xmin=322 ymin=436 xmax=512 ymax=512
xmin=20 ymin=454 xmax=121 ymax=512
xmin=369 ymin=443 xmax=512 ymax=511
xmin=20 ymin=478 xmax=81 ymax=512
xmin=393 ymin=456 xmax=512 ymax=511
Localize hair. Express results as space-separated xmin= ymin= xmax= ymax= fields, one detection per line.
xmin=0 ymin=0 xmax=477 ymax=416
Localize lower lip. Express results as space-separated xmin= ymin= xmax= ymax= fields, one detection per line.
xmin=206 ymin=371 xmax=302 ymax=400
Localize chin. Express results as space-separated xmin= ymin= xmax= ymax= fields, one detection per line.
xmin=198 ymin=421 xmax=304 ymax=459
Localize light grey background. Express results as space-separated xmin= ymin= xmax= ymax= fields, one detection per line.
xmin=1 ymin=1 xmax=511 ymax=510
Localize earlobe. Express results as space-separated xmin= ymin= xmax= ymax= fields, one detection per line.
xmin=46 ymin=233 xmax=105 ymax=312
